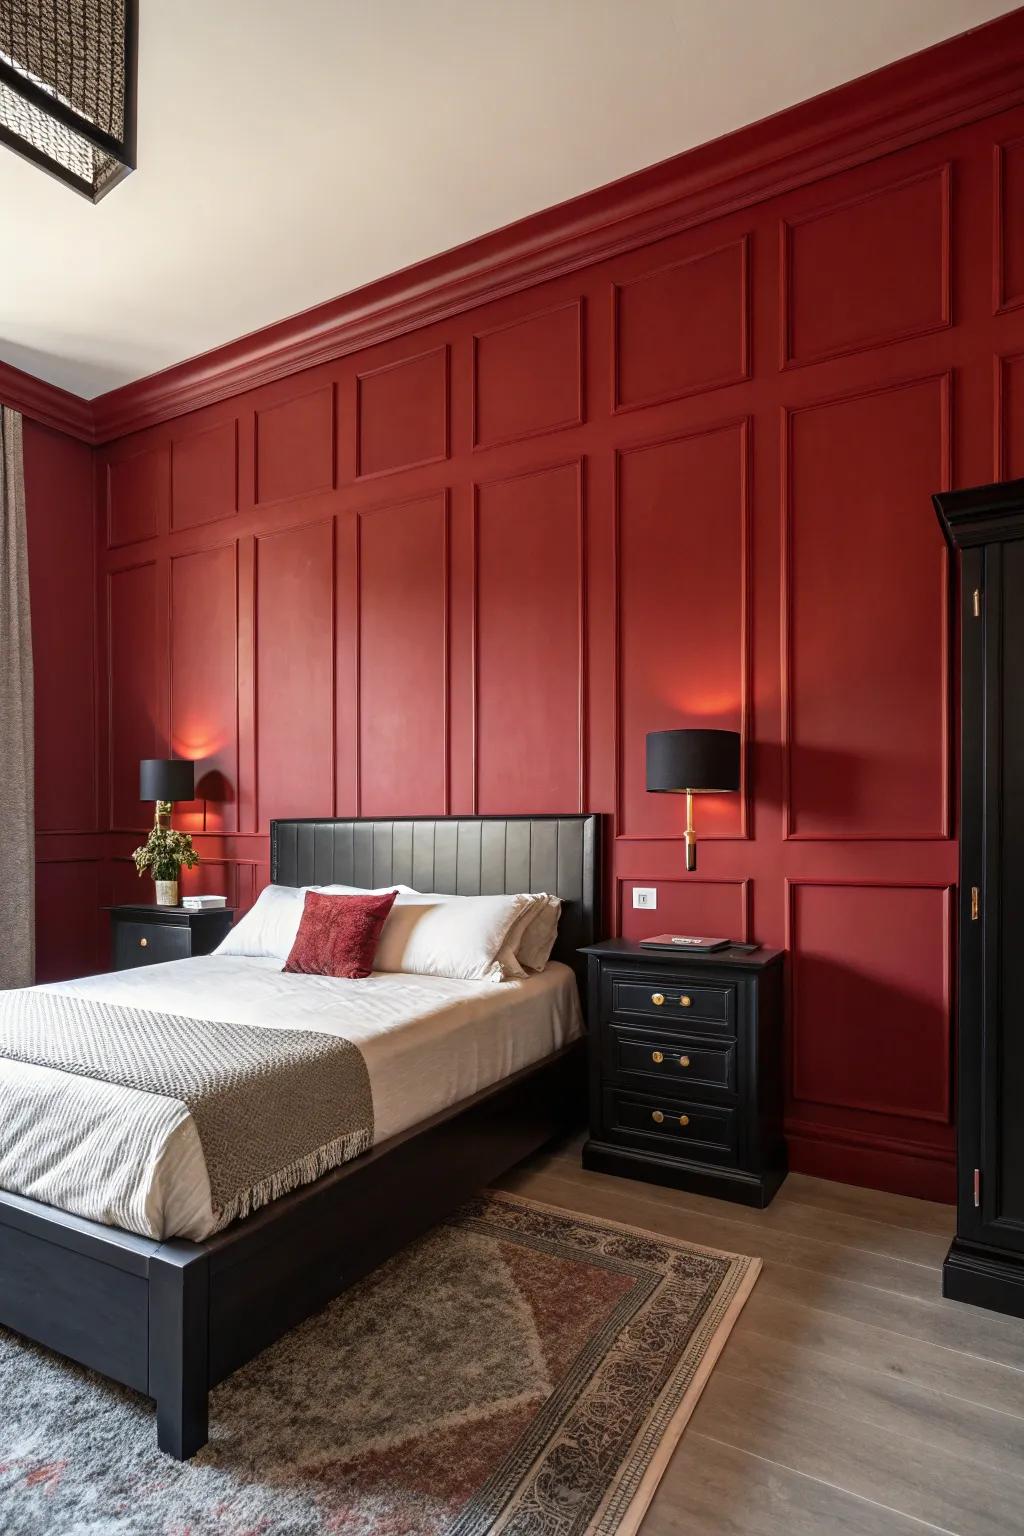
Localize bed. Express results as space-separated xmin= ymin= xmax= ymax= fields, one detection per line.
xmin=0 ymin=813 xmax=602 ymax=1458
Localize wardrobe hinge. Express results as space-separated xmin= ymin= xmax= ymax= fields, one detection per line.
xmin=972 ymin=588 xmax=982 ymax=618
xmin=971 ymin=886 xmax=980 ymax=921
xmin=974 ymin=1168 xmax=981 ymax=1208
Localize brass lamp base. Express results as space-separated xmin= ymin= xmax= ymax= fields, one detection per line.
xmin=684 ymin=789 xmax=697 ymax=871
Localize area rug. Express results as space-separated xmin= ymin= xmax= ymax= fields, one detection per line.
xmin=0 ymin=1191 xmax=759 ymax=1535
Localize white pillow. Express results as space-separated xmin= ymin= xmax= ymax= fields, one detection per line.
xmin=215 ymin=882 xmax=414 ymax=961
xmin=517 ymin=894 xmax=562 ymax=971
xmin=373 ymin=892 xmax=533 ymax=982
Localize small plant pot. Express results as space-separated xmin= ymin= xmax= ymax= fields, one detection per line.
xmin=155 ymin=879 xmax=179 ymax=907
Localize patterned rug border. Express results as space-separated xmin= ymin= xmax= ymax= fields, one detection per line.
xmin=481 ymin=1188 xmax=762 ymax=1536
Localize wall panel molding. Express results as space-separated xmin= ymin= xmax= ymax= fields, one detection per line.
xmin=994 ymin=134 xmax=1024 ymax=314
xmin=615 ymin=416 xmax=751 ymax=842
xmin=354 ymin=489 xmax=450 ymax=816
xmin=781 ymin=371 xmax=951 ymax=841
xmin=785 ymin=879 xmax=954 ymax=1126
xmin=780 ymin=164 xmax=951 ymax=368
xmin=170 ymin=418 xmax=239 ymax=532
xmin=472 ymin=300 xmax=583 ymax=449
xmin=254 ymin=383 xmax=335 ymax=506
xmin=472 ymin=458 xmax=586 ymax=815
xmin=617 ymin=876 xmax=752 ymax=943
xmin=613 ymin=237 xmax=749 ymax=411
xmin=356 ymin=345 xmax=449 ymax=479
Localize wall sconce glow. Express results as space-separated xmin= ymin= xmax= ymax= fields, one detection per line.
xmin=0 ymin=1 xmax=137 ymax=201
xmin=646 ymin=728 xmax=741 ymax=871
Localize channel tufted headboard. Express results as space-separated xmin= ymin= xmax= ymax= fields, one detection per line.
xmin=270 ymin=814 xmax=603 ymax=995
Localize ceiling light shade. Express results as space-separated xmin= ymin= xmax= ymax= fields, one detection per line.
xmin=0 ymin=0 xmax=137 ymax=201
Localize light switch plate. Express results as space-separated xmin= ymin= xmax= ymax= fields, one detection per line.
xmin=632 ymin=887 xmax=657 ymax=910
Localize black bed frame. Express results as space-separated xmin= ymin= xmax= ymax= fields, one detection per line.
xmin=0 ymin=815 xmax=601 ymax=1458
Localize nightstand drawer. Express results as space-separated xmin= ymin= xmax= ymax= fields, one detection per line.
xmin=602 ymin=1087 xmax=737 ymax=1163
xmin=611 ymin=975 xmax=735 ymax=1031
xmin=113 ymin=921 xmax=190 ymax=970
xmin=608 ymin=1028 xmax=736 ymax=1094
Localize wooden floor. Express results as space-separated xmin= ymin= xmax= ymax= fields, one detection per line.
xmin=494 ymin=1134 xmax=1024 ymax=1536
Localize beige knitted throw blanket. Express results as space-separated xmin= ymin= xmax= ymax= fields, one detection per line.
xmin=0 ymin=989 xmax=374 ymax=1231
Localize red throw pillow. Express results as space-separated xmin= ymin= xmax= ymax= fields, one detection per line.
xmin=283 ymin=890 xmax=398 ymax=979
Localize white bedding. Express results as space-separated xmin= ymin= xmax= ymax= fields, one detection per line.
xmin=0 ymin=956 xmax=582 ymax=1241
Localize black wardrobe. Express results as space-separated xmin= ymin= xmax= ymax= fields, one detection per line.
xmin=935 ymin=478 xmax=1024 ymax=1319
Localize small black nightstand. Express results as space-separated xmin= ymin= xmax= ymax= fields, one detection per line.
xmin=580 ymin=938 xmax=787 ymax=1207
xmin=106 ymin=905 xmax=234 ymax=971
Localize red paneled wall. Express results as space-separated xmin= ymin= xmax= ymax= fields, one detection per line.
xmin=28 ymin=81 xmax=1024 ymax=1199
xmin=22 ymin=421 xmax=101 ymax=982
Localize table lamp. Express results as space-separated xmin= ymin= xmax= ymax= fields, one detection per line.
xmin=139 ymin=757 xmax=195 ymax=831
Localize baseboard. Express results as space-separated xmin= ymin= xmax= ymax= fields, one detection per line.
xmin=786 ymin=1123 xmax=955 ymax=1203
xmin=943 ymin=1238 xmax=1024 ymax=1320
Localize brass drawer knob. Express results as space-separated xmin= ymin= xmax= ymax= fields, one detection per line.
xmin=680 ymin=995 xmax=692 ymax=1007
xmin=679 ymin=1055 xmax=690 ymax=1068
xmin=139 ymin=937 xmax=148 ymax=948
xmin=679 ymin=1115 xmax=690 ymax=1128
xmin=651 ymin=993 xmax=665 ymax=1006
xmin=651 ymin=1110 xmax=665 ymax=1124
xmin=651 ymin=1050 xmax=664 ymax=1064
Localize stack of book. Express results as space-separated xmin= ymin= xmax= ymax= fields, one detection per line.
xmin=181 ymin=894 xmax=227 ymax=911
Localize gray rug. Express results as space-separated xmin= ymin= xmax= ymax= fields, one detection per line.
xmin=0 ymin=1191 xmax=759 ymax=1534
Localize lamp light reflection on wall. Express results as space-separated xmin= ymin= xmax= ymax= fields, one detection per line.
xmin=645 ymin=729 xmax=741 ymax=871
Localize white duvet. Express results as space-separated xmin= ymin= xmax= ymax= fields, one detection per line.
xmin=0 ymin=956 xmax=582 ymax=1241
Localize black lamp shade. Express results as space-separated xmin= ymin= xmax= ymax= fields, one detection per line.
xmin=139 ymin=758 xmax=195 ymax=803
xmin=646 ymin=729 xmax=740 ymax=793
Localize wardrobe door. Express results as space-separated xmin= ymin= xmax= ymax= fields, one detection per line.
xmin=975 ymin=539 xmax=1024 ymax=1255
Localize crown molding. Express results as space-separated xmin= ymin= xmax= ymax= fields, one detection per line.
xmin=0 ymin=358 xmax=94 ymax=442
xmin=9 ymin=9 xmax=1024 ymax=445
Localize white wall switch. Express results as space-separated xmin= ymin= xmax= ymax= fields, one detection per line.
xmin=632 ymin=887 xmax=657 ymax=909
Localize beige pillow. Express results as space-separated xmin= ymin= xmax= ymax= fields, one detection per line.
xmin=373 ymin=892 xmax=534 ymax=982
xmin=517 ymin=895 xmax=562 ymax=971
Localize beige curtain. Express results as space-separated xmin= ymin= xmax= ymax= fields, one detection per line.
xmin=0 ymin=407 xmax=34 ymax=988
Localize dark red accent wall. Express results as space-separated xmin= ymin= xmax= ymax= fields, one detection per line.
xmin=24 ymin=70 xmax=1024 ymax=1201
xmin=22 ymin=420 xmax=100 ymax=982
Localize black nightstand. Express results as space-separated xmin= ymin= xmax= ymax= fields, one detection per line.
xmin=580 ymin=938 xmax=787 ymax=1207
xmin=106 ymin=905 xmax=235 ymax=971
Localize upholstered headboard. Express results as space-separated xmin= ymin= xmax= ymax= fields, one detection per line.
xmin=270 ymin=815 xmax=603 ymax=994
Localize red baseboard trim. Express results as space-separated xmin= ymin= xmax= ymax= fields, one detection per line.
xmin=787 ymin=1121 xmax=956 ymax=1204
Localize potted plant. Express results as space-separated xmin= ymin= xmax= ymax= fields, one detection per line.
xmin=132 ymin=819 xmax=200 ymax=906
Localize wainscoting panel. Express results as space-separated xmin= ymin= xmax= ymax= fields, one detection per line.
xmin=781 ymin=165 xmax=950 ymax=366
xmin=254 ymin=518 xmax=335 ymax=827
xmin=474 ymin=461 xmax=584 ymax=814
xmin=106 ymin=444 xmax=167 ymax=547
xmin=473 ymin=301 xmax=583 ymax=448
xmin=358 ymin=492 xmax=448 ymax=815
xmin=107 ymin=561 xmax=161 ymax=830
xmin=170 ymin=418 xmax=238 ymax=532
xmin=996 ymin=135 xmax=1024 ymax=312
xmin=613 ymin=236 xmax=748 ymax=410
xmin=617 ymin=420 xmax=747 ymax=841
xmin=170 ymin=543 xmax=239 ymax=833
xmin=61 ymin=89 xmax=1024 ymax=1198
xmin=619 ymin=878 xmax=751 ymax=944
xmin=23 ymin=422 xmax=97 ymax=835
xmin=356 ymin=345 xmax=448 ymax=478
xmin=783 ymin=374 xmax=950 ymax=841
xmin=787 ymin=881 xmax=953 ymax=1126
xmin=254 ymin=383 xmax=335 ymax=505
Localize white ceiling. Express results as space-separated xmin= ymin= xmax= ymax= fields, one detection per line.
xmin=0 ymin=0 xmax=1015 ymax=399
